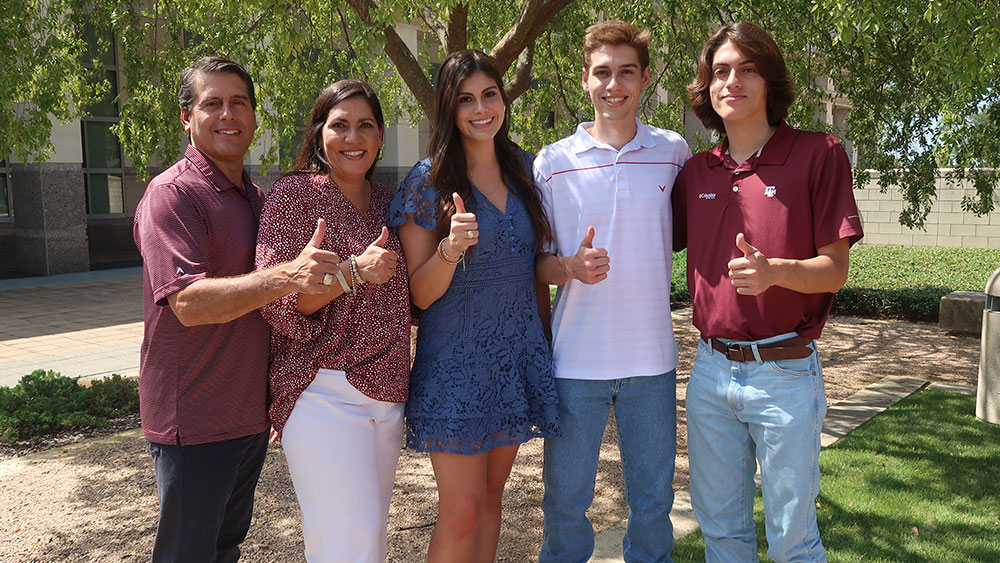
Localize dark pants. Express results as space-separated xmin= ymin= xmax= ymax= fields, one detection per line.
xmin=149 ymin=432 xmax=269 ymax=563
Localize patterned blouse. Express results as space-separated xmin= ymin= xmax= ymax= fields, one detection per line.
xmin=256 ymin=173 xmax=411 ymax=435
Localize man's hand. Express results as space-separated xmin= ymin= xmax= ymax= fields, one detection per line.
xmin=727 ymin=232 xmax=774 ymax=295
xmin=567 ymin=226 xmax=610 ymax=284
xmin=356 ymin=226 xmax=398 ymax=284
xmin=287 ymin=218 xmax=342 ymax=294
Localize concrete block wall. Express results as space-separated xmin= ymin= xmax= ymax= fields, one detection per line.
xmin=855 ymin=172 xmax=1000 ymax=248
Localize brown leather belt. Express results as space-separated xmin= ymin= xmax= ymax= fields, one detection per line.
xmin=704 ymin=335 xmax=814 ymax=362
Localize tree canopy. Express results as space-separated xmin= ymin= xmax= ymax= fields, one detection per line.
xmin=2 ymin=0 xmax=997 ymax=228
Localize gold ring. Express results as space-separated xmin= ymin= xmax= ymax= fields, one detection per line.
xmin=466 ymin=230 xmax=475 ymax=239
xmin=323 ymin=273 xmax=333 ymax=286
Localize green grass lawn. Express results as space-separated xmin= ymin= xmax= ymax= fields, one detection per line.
xmin=672 ymin=390 xmax=1000 ymax=562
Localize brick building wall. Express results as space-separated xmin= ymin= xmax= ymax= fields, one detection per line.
xmin=856 ymin=172 xmax=1000 ymax=248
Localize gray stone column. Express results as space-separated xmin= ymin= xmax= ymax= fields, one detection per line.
xmin=10 ymin=163 xmax=90 ymax=275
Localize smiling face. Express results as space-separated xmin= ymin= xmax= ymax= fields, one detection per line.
xmin=583 ymin=43 xmax=650 ymax=125
xmin=321 ymin=95 xmax=383 ymax=185
xmin=709 ymin=40 xmax=769 ymax=130
xmin=180 ymin=71 xmax=257 ymax=171
xmin=453 ymin=70 xmax=505 ymax=148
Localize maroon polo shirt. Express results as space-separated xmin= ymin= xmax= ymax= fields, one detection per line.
xmin=673 ymin=122 xmax=864 ymax=341
xmin=133 ymin=145 xmax=270 ymax=445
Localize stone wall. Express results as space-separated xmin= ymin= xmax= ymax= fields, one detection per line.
xmin=855 ymin=173 xmax=1000 ymax=248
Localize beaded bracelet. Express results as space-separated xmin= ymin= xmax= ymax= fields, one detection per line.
xmin=349 ymin=255 xmax=365 ymax=290
xmin=437 ymin=238 xmax=465 ymax=270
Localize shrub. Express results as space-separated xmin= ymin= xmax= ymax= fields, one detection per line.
xmin=0 ymin=370 xmax=139 ymax=444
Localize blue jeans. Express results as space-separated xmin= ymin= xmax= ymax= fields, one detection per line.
xmin=687 ymin=334 xmax=827 ymax=563
xmin=540 ymin=371 xmax=677 ymax=563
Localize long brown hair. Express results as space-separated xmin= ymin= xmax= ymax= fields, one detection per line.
xmin=687 ymin=22 xmax=795 ymax=134
xmin=290 ymin=79 xmax=384 ymax=180
xmin=428 ymin=50 xmax=551 ymax=251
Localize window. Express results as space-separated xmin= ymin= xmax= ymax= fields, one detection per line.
xmin=0 ymin=159 xmax=10 ymax=217
xmin=81 ymin=23 xmax=125 ymax=215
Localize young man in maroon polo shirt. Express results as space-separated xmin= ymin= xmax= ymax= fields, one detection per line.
xmin=672 ymin=23 xmax=864 ymax=562
xmin=133 ymin=56 xmax=342 ymax=562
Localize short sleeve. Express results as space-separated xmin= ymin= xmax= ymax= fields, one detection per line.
xmin=255 ymin=177 xmax=326 ymax=342
xmin=533 ymin=150 xmax=558 ymax=255
xmin=133 ymin=183 xmax=210 ymax=306
xmin=387 ymin=159 xmax=440 ymax=232
xmin=810 ymin=139 xmax=864 ymax=249
xmin=672 ymin=166 xmax=689 ymax=252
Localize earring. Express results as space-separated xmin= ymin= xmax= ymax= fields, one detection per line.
xmin=376 ymin=146 xmax=384 ymax=160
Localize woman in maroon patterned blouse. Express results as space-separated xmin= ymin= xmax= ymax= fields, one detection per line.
xmin=255 ymin=79 xmax=410 ymax=562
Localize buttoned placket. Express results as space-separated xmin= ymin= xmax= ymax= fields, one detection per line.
xmin=727 ymin=156 xmax=758 ymax=206
xmin=505 ymin=211 xmax=517 ymax=254
xmin=615 ymin=141 xmax=642 ymax=198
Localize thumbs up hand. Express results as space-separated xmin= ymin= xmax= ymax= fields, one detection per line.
xmin=727 ymin=232 xmax=773 ymax=295
xmin=443 ymin=192 xmax=479 ymax=257
xmin=356 ymin=226 xmax=399 ymax=285
xmin=291 ymin=218 xmax=342 ymax=294
xmin=568 ymin=226 xmax=610 ymax=284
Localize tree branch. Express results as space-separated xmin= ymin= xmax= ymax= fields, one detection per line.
xmin=491 ymin=0 xmax=573 ymax=74
xmin=346 ymin=0 xmax=435 ymax=118
xmin=446 ymin=3 xmax=468 ymax=53
xmin=545 ymin=30 xmax=579 ymax=125
xmin=419 ymin=5 xmax=448 ymax=53
xmin=336 ymin=6 xmax=359 ymax=62
xmin=504 ymin=40 xmax=534 ymax=101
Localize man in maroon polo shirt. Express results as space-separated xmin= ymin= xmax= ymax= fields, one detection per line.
xmin=672 ymin=23 xmax=864 ymax=562
xmin=133 ymin=56 xmax=342 ymax=562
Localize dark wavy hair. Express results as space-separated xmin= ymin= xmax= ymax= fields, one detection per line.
xmin=687 ymin=22 xmax=795 ymax=134
xmin=179 ymin=56 xmax=256 ymax=112
xmin=290 ymin=79 xmax=384 ymax=180
xmin=428 ymin=49 xmax=551 ymax=251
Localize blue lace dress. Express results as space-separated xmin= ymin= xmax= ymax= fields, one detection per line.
xmin=387 ymin=154 xmax=560 ymax=454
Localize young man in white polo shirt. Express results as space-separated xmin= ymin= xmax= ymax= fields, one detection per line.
xmin=534 ymin=19 xmax=691 ymax=563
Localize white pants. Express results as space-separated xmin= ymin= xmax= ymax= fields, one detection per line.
xmin=282 ymin=368 xmax=405 ymax=563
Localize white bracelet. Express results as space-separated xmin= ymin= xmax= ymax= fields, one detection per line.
xmin=334 ymin=268 xmax=351 ymax=293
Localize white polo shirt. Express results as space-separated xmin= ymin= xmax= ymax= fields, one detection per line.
xmin=534 ymin=119 xmax=691 ymax=380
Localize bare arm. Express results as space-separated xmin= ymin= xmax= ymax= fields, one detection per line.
xmin=168 ymin=219 xmax=341 ymax=326
xmin=399 ymin=194 xmax=479 ymax=310
xmin=534 ymin=226 xmax=610 ymax=286
xmin=294 ymin=226 xmax=399 ymax=316
xmin=727 ymin=233 xmax=850 ymax=295
xmin=535 ymin=280 xmax=553 ymax=342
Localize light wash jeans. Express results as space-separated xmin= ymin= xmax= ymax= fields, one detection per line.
xmin=540 ymin=371 xmax=677 ymax=563
xmin=687 ymin=333 xmax=827 ymax=563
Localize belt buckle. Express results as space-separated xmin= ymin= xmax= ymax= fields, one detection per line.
xmin=726 ymin=343 xmax=748 ymax=362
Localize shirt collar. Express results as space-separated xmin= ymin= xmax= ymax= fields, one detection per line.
xmin=184 ymin=144 xmax=252 ymax=193
xmin=706 ymin=121 xmax=798 ymax=168
xmin=570 ymin=118 xmax=656 ymax=155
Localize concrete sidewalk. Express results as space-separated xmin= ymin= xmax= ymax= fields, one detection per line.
xmin=0 ymin=268 xmax=143 ymax=387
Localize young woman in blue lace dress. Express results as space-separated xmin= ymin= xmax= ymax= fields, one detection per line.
xmin=388 ymin=50 xmax=560 ymax=561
